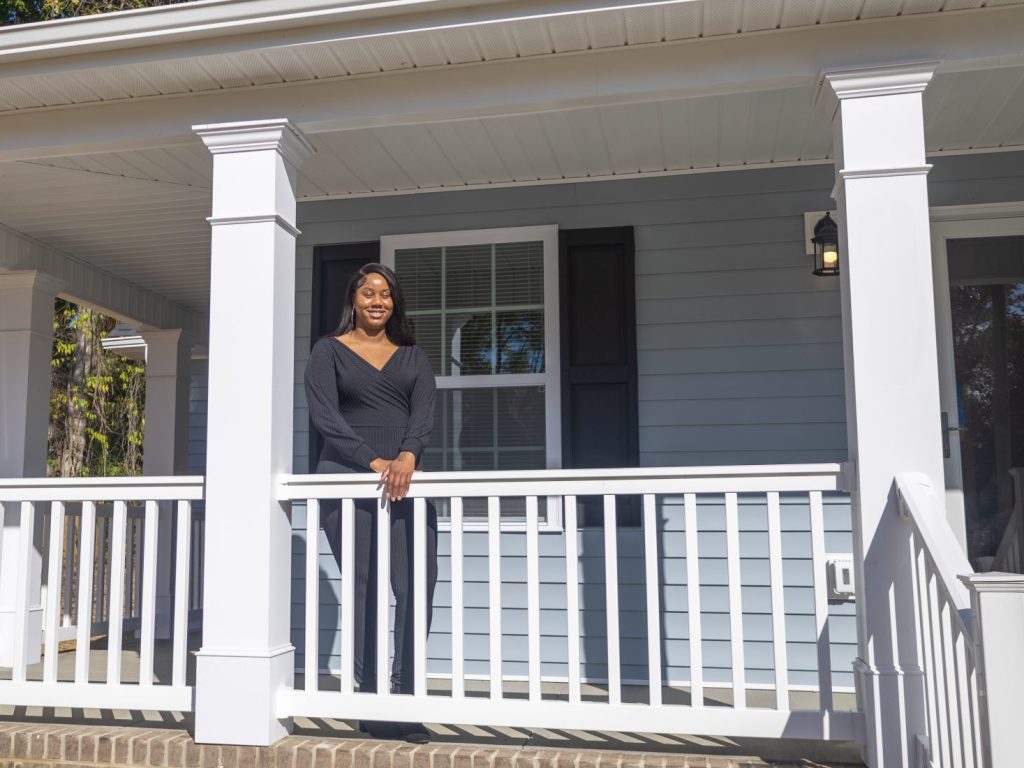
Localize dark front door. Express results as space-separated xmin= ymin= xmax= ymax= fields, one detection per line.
xmin=559 ymin=227 xmax=639 ymax=525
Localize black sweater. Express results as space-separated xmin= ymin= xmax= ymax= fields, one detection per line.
xmin=304 ymin=337 xmax=436 ymax=473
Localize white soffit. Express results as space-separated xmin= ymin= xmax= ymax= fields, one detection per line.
xmin=0 ymin=0 xmax=1023 ymax=112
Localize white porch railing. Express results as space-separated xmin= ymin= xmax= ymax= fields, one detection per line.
xmin=279 ymin=463 xmax=859 ymax=740
xmin=896 ymin=473 xmax=983 ymax=768
xmin=0 ymin=477 xmax=204 ymax=712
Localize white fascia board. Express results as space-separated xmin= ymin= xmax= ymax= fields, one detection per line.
xmin=2 ymin=5 xmax=1024 ymax=164
xmin=0 ymin=0 xmax=691 ymax=75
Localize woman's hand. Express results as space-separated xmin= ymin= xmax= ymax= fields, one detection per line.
xmin=384 ymin=451 xmax=416 ymax=502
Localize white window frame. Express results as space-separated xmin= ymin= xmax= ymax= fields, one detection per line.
xmin=381 ymin=225 xmax=562 ymax=531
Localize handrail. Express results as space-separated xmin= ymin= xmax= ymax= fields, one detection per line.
xmin=0 ymin=475 xmax=205 ymax=502
xmin=895 ymin=472 xmax=981 ymax=768
xmin=279 ymin=462 xmax=849 ymax=500
xmin=897 ymin=472 xmax=974 ymax=619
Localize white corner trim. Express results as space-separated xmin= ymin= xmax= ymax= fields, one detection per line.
xmin=207 ymin=214 xmax=301 ymax=238
xmin=194 ymin=119 xmax=316 ymax=169
xmin=824 ymin=61 xmax=941 ymax=99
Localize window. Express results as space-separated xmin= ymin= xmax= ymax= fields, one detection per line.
xmin=381 ymin=226 xmax=561 ymax=527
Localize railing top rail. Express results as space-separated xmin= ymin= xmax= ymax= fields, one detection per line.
xmin=279 ymin=463 xmax=849 ymax=500
xmin=0 ymin=475 xmax=205 ymax=502
xmin=896 ymin=472 xmax=974 ymax=618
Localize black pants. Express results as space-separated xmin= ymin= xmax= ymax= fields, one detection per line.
xmin=322 ymin=499 xmax=438 ymax=693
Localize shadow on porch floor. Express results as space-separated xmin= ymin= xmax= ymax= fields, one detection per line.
xmin=1 ymin=638 xmax=863 ymax=767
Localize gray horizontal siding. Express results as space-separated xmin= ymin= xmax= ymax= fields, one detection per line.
xmin=187 ymin=358 xmax=208 ymax=477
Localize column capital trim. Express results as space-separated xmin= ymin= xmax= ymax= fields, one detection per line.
xmin=824 ymin=61 xmax=940 ymax=100
xmin=831 ymin=165 xmax=932 ymax=199
xmin=206 ymin=214 xmax=301 ymax=238
xmin=960 ymin=573 xmax=1024 ymax=594
xmin=0 ymin=269 xmax=67 ymax=297
xmin=193 ymin=118 xmax=315 ymax=169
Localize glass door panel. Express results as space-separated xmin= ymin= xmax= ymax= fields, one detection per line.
xmin=947 ymin=236 xmax=1024 ymax=562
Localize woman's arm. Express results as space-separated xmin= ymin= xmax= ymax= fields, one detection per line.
xmin=304 ymin=340 xmax=379 ymax=470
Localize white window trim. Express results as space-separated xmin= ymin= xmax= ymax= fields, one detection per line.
xmin=381 ymin=225 xmax=562 ymax=531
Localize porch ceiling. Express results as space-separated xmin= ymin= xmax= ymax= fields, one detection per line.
xmin=1 ymin=61 xmax=1024 ymax=318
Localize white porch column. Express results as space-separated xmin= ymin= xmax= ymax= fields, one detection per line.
xmin=826 ymin=64 xmax=943 ymax=768
xmin=0 ymin=270 xmax=64 ymax=667
xmin=140 ymin=328 xmax=192 ymax=639
xmin=193 ymin=119 xmax=313 ymax=746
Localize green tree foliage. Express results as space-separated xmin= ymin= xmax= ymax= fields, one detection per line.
xmin=2 ymin=0 xmax=195 ymax=25
xmin=49 ymin=300 xmax=146 ymax=477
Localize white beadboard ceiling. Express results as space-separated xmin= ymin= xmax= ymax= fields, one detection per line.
xmin=2 ymin=65 xmax=1023 ymax=319
xmin=0 ymin=0 xmax=1022 ymax=112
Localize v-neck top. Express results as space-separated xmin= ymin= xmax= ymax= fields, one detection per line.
xmin=304 ymin=336 xmax=436 ymax=473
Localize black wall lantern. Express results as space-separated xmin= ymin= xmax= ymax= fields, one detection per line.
xmin=811 ymin=212 xmax=840 ymax=276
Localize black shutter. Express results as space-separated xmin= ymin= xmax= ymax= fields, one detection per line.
xmin=559 ymin=227 xmax=639 ymax=525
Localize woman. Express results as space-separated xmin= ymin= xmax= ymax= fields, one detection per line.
xmin=303 ymin=263 xmax=437 ymax=743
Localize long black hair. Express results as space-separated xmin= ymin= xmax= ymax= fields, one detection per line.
xmin=329 ymin=262 xmax=416 ymax=345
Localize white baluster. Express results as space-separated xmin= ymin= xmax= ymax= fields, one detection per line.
xmin=12 ymin=501 xmax=37 ymax=682
xmin=413 ymin=497 xmax=427 ymax=698
xmin=172 ymin=500 xmax=192 ymax=688
xmin=42 ymin=501 xmax=65 ymax=683
xmin=809 ymin=491 xmax=832 ymax=717
xmin=488 ymin=496 xmax=502 ymax=700
xmin=340 ymin=499 xmax=355 ymax=694
xmin=450 ymin=497 xmax=465 ymax=699
xmin=603 ymin=495 xmax=621 ymax=706
xmin=74 ymin=501 xmax=97 ymax=684
xmin=526 ymin=496 xmax=541 ymax=702
xmin=725 ymin=493 xmax=746 ymax=709
xmin=105 ymin=501 xmax=128 ymax=685
xmin=139 ymin=500 xmax=159 ymax=685
xmin=684 ymin=493 xmax=703 ymax=708
xmin=642 ymin=494 xmax=662 ymax=707
xmin=766 ymin=492 xmax=789 ymax=710
xmin=564 ymin=496 xmax=581 ymax=705
xmin=376 ymin=499 xmax=391 ymax=696
xmin=304 ymin=499 xmax=320 ymax=693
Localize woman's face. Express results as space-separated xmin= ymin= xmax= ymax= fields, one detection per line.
xmin=351 ymin=272 xmax=394 ymax=332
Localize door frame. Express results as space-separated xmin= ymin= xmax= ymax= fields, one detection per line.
xmin=930 ymin=202 xmax=1024 ymax=552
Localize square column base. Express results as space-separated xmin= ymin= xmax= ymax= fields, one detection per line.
xmin=194 ymin=644 xmax=294 ymax=746
xmin=0 ymin=607 xmax=43 ymax=667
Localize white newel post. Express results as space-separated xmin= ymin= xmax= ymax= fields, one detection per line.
xmin=140 ymin=329 xmax=192 ymax=638
xmin=960 ymin=573 xmax=1024 ymax=768
xmin=193 ymin=119 xmax=314 ymax=745
xmin=826 ymin=64 xmax=944 ymax=768
xmin=0 ymin=270 xmax=64 ymax=667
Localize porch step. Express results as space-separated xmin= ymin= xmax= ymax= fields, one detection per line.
xmin=0 ymin=722 xmax=863 ymax=768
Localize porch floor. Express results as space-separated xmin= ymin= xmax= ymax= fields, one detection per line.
xmin=2 ymin=640 xmax=862 ymax=766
